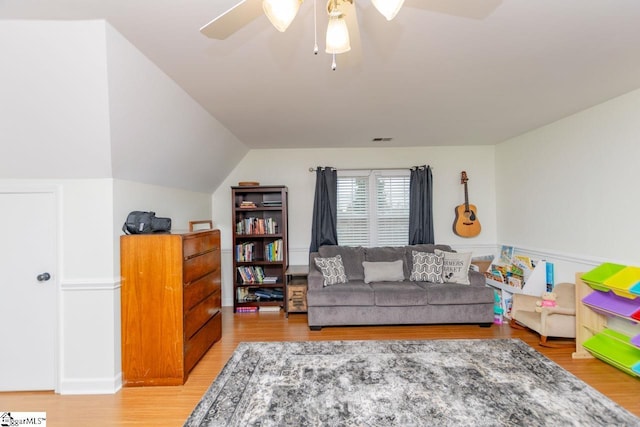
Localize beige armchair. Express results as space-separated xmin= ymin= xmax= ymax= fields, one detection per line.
xmin=509 ymin=282 xmax=576 ymax=347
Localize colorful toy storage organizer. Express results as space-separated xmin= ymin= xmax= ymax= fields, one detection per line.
xmin=580 ymin=263 xmax=640 ymax=377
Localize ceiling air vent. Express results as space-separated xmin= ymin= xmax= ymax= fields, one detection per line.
xmin=372 ymin=137 xmax=393 ymax=142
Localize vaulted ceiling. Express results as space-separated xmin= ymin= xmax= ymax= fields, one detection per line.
xmin=3 ymin=0 xmax=640 ymax=149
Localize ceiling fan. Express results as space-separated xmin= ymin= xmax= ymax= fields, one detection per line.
xmin=199 ymin=0 xmax=502 ymax=69
xmin=200 ymin=0 xmax=402 ymax=70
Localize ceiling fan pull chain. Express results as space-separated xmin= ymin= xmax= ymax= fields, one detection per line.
xmin=313 ymin=0 xmax=318 ymax=54
xmin=331 ymin=53 xmax=337 ymax=71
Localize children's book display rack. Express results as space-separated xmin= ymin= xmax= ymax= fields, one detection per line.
xmin=484 ymin=251 xmax=549 ymax=319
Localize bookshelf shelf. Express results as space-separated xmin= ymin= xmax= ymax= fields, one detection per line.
xmin=232 ymin=185 xmax=288 ymax=313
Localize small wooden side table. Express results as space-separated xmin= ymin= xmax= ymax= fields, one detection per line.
xmin=286 ymin=265 xmax=309 ymax=317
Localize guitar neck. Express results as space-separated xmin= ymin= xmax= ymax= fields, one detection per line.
xmin=464 ymin=182 xmax=470 ymax=212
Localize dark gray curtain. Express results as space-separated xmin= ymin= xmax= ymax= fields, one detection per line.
xmin=409 ymin=165 xmax=434 ymax=244
xmin=309 ymin=167 xmax=338 ymax=252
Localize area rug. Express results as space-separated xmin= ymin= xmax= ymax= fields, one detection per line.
xmin=184 ymin=339 xmax=639 ymax=426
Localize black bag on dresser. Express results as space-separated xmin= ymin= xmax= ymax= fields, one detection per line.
xmin=122 ymin=211 xmax=172 ymax=234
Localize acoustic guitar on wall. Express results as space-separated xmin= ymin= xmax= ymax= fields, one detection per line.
xmin=453 ymin=171 xmax=481 ymax=237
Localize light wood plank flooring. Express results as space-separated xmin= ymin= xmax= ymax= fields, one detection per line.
xmin=2 ymin=307 xmax=639 ymax=426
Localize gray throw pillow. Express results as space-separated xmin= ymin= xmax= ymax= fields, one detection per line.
xmin=362 ymin=260 xmax=405 ymax=284
xmin=410 ymin=250 xmax=444 ymax=283
xmin=314 ymin=255 xmax=348 ymax=286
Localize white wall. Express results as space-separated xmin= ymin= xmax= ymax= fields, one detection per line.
xmin=104 ymin=23 xmax=248 ymax=193
xmin=496 ymin=88 xmax=640 ymax=283
xmin=0 ymin=21 xmax=112 ymax=179
xmin=213 ymin=146 xmax=497 ymax=306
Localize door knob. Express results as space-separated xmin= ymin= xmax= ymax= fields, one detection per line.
xmin=37 ymin=272 xmax=51 ymax=282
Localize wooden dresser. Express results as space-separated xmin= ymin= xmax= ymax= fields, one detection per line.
xmin=120 ymin=229 xmax=222 ymax=386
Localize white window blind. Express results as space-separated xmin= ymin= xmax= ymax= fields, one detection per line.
xmin=337 ymin=170 xmax=410 ymax=247
xmin=337 ymin=175 xmax=370 ymax=247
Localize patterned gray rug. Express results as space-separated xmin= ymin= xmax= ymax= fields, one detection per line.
xmin=184 ymin=339 xmax=639 ymax=426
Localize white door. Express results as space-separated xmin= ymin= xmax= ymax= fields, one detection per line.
xmin=0 ymin=190 xmax=57 ymax=391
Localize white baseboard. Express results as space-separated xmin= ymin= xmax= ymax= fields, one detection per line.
xmin=59 ymin=372 xmax=122 ymax=395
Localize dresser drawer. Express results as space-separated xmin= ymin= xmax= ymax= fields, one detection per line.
xmin=183 ymin=231 xmax=220 ymax=259
xmin=184 ymin=290 xmax=221 ymax=340
xmin=185 ymin=311 xmax=222 ymax=373
xmin=183 ymin=250 xmax=220 ymax=284
xmin=184 ymin=270 xmax=221 ymax=311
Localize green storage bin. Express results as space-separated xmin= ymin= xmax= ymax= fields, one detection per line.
xmin=581 ymin=263 xmax=626 ymax=291
xmin=583 ymin=329 xmax=640 ymax=377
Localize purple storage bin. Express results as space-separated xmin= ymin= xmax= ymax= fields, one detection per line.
xmin=582 ymin=290 xmax=640 ymax=318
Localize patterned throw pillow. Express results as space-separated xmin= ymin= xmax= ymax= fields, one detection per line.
xmin=314 ymin=255 xmax=348 ymax=286
xmin=435 ymin=249 xmax=472 ymax=285
xmin=409 ymin=250 xmax=444 ymax=283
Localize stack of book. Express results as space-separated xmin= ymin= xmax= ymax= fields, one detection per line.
xmin=254 ymin=288 xmax=284 ymax=301
xmin=236 ymin=287 xmax=259 ymax=302
xmin=239 ymin=201 xmax=257 ymax=209
xmin=262 ymin=200 xmax=282 ymax=208
xmin=236 ymin=306 xmax=258 ymax=313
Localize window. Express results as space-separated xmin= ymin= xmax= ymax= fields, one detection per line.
xmin=337 ymin=170 xmax=410 ymax=247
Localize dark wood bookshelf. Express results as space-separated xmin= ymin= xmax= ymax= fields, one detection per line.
xmin=231 ymin=185 xmax=288 ymax=312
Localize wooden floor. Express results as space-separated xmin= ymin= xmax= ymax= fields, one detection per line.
xmin=2 ymin=307 xmax=639 ymax=426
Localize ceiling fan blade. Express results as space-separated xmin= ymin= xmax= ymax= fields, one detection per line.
xmin=404 ymin=0 xmax=503 ymax=20
xmin=200 ymin=0 xmax=263 ymax=40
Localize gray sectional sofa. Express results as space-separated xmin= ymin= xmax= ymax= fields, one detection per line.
xmin=307 ymin=244 xmax=495 ymax=330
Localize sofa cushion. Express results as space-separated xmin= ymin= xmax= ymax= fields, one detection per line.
xmin=435 ymin=249 xmax=472 ymax=285
xmin=409 ymin=251 xmax=444 ymax=283
xmin=370 ymin=282 xmax=429 ymax=306
xmin=314 ymin=255 xmax=348 ymax=286
xmin=365 ymin=246 xmax=409 ymax=278
xmin=307 ymin=282 xmax=374 ymax=306
xmin=426 ymin=283 xmax=495 ymax=305
xmin=362 ymin=260 xmax=405 ymax=284
xmin=318 ymin=245 xmax=365 ymax=280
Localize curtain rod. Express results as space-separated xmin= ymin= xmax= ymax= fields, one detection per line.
xmin=308 ymin=166 xmax=431 ymax=172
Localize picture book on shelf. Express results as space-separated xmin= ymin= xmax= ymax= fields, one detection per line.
xmin=499 ymin=245 xmax=514 ymax=265
xmin=514 ymin=255 xmax=534 ymax=270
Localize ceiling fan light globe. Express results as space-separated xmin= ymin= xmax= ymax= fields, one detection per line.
xmin=263 ymin=0 xmax=301 ymax=32
xmin=371 ymin=0 xmax=405 ymax=21
xmin=325 ymin=15 xmax=351 ymax=54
